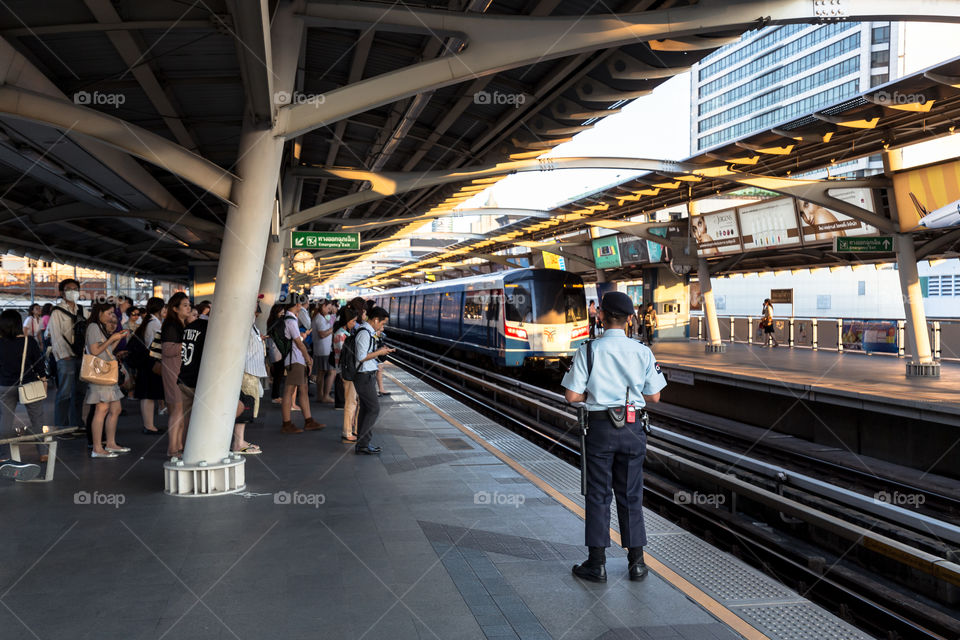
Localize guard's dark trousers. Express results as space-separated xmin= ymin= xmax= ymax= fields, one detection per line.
xmin=354 ymin=371 xmax=380 ymax=448
xmin=584 ymin=413 xmax=648 ymax=548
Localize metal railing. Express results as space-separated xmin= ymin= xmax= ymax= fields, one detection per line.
xmin=689 ymin=315 xmax=960 ymax=362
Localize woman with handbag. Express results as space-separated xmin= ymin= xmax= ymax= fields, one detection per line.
xmin=133 ymin=298 xmax=165 ymax=434
xmin=83 ymin=302 xmax=130 ymax=459
xmin=0 ymin=310 xmax=47 ymax=459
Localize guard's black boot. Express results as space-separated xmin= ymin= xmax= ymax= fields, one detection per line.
xmin=572 ymin=546 xmax=607 ymax=583
xmin=628 ymin=547 xmax=648 ymax=581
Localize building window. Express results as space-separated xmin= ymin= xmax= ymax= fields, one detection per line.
xmin=857 ymin=280 xmax=866 ymax=296
xmin=870 ymin=73 xmax=889 ymax=87
xmin=817 ymin=295 xmax=832 ymax=310
xmin=871 ymin=50 xmax=889 ymax=67
xmin=872 ymin=25 xmax=890 ymax=44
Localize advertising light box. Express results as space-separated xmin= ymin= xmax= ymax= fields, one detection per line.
xmin=691 ymin=210 xmax=741 ymax=255
xmin=798 ymin=188 xmax=876 ymax=244
xmin=738 ymin=198 xmax=801 ymax=251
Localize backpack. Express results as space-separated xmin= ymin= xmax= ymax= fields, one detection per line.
xmin=268 ymin=317 xmax=292 ymax=362
xmin=52 ymin=306 xmax=86 ymax=358
xmin=339 ymin=327 xmax=371 ymax=382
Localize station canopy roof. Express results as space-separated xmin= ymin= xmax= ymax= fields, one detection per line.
xmin=358 ymin=54 xmax=960 ymax=286
xmin=0 ymin=0 xmax=742 ymax=281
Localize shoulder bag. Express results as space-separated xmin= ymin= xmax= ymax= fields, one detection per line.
xmin=17 ymin=336 xmax=47 ymax=404
xmin=80 ymin=329 xmax=118 ymax=385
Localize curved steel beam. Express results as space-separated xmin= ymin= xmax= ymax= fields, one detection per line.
xmin=0 ymin=204 xmax=225 ymax=237
xmin=279 ymin=0 xmax=960 ymax=139
xmin=339 ymin=207 xmax=553 ymax=231
xmin=0 ymin=85 xmax=238 ymax=203
xmin=284 ymin=157 xmax=698 ymax=228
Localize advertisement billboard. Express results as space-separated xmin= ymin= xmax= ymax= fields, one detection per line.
xmin=892 ymin=158 xmax=960 ymax=231
xmin=648 ymin=227 xmax=667 ymax=262
xmin=618 ymin=235 xmax=649 ymax=265
xmin=738 ymin=198 xmax=801 ymax=250
xmin=691 ymin=210 xmax=741 ymax=255
xmin=798 ymin=188 xmax=876 ymax=244
xmin=592 ymin=235 xmax=621 ymax=269
xmin=542 ymin=251 xmax=566 ymax=270
xmin=841 ymin=320 xmax=898 ymax=354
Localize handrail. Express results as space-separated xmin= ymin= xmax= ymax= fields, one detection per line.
xmin=688 ymin=315 xmax=958 ymax=362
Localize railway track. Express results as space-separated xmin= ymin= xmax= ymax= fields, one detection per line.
xmin=387 ymin=342 xmax=960 ymax=640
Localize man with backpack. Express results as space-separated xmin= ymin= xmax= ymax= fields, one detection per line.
xmin=48 ymin=278 xmax=86 ymax=430
xmin=341 ymin=306 xmax=394 ymax=455
xmin=272 ymin=293 xmax=324 ymax=434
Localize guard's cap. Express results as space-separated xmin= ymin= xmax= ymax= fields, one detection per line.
xmin=600 ymin=291 xmax=635 ymax=316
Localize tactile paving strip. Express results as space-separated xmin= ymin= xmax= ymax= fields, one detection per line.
xmin=388 ymin=368 xmax=873 ymax=640
xmin=732 ymin=602 xmax=863 ymax=640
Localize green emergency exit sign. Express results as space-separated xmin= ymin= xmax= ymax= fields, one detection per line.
xmin=834 ymin=236 xmax=894 ymax=253
xmin=291 ymin=231 xmax=360 ymax=250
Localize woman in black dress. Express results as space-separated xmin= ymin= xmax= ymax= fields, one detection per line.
xmin=131 ymin=297 xmax=166 ymax=434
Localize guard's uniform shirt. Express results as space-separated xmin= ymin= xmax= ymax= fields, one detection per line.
xmin=561 ymin=329 xmax=666 ymax=409
xmin=561 ymin=328 xmax=667 ymax=550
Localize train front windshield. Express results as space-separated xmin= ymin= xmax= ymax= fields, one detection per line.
xmin=504 ymin=273 xmax=587 ymax=324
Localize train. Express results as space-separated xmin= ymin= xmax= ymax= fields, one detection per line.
xmin=372 ymin=268 xmax=589 ymax=368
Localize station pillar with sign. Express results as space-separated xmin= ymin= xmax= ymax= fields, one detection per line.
xmin=697 ymin=257 xmax=725 ymax=353
xmin=895 ymin=233 xmax=939 ymax=376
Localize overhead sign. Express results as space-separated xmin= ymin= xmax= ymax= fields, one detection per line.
xmin=834 ymin=236 xmax=894 ymax=252
xmin=892 ymin=158 xmax=960 ymax=231
xmin=291 ymin=231 xmax=360 ymax=250
xmin=770 ymin=288 xmax=793 ymax=304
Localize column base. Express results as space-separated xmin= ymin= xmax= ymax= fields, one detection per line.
xmin=164 ymin=454 xmax=246 ymax=497
xmin=704 ymin=343 xmax=727 ymax=353
xmin=905 ymin=362 xmax=940 ymax=378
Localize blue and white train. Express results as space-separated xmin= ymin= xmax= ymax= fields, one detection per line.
xmin=373 ymin=268 xmax=589 ymax=368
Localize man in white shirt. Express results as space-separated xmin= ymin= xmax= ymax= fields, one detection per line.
xmin=311 ymin=300 xmax=336 ymax=403
xmin=49 ymin=278 xmax=85 ymax=428
xmin=280 ymin=294 xmax=324 ymax=434
xmin=354 ymin=307 xmax=395 ymax=455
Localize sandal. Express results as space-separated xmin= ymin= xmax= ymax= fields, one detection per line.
xmin=341 ymin=435 xmax=357 ymax=444
xmin=234 ymin=444 xmax=262 ymax=455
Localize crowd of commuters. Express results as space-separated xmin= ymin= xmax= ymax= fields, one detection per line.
xmin=591 ymin=299 xmax=658 ymax=345
xmin=1 ymin=279 xmax=398 ymax=479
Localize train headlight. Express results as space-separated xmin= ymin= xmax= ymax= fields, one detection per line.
xmin=505 ymin=325 xmax=528 ymax=341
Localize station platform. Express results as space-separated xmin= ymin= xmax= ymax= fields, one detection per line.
xmin=1 ymin=367 xmax=870 ymax=640
xmin=653 ymin=341 xmax=960 ymax=424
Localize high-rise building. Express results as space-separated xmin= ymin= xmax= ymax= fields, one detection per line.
xmin=690 ymin=22 xmax=898 ymax=176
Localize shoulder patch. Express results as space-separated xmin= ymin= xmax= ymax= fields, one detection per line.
xmin=654 ymin=361 xmax=662 ymax=374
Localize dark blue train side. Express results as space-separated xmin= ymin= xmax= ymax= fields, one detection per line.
xmin=374 ymin=268 xmax=589 ymax=368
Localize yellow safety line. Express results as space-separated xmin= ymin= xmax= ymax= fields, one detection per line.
xmin=387 ymin=371 xmax=770 ymax=640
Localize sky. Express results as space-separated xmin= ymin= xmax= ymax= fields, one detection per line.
xmin=326 ymin=22 xmax=960 ymax=289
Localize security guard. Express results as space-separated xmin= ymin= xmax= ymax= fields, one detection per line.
xmin=561 ymin=291 xmax=667 ymax=583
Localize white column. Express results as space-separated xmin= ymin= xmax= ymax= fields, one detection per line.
xmin=256 ymin=233 xmax=284 ymax=333
xmin=167 ymin=1 xmax=302 ymax=493
xmin=895 ymin=233 xmax=939 ymax=376
xmin=698 ymin=256 xmax=725 ymax=353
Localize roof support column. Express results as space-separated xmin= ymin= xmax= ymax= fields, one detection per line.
xmin=166 ymin=1 xmax=301 ymax=495
xmin=257 ymin=176 xmax=298 ymax=333
xmin=895 ymin=234 xmax=939 ymax=377
xmin=690 ymin=202 xmax=724 ymax=353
